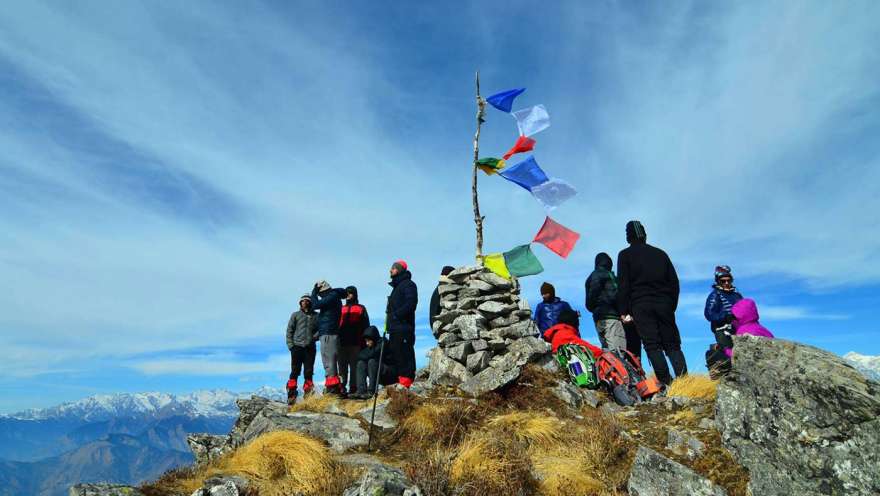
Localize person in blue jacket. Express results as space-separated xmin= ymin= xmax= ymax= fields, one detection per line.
xmin=534 ymin=282 xmax=574 ymax=334
xmin=310 ymin=280 xmax=347 ymax=395
xmin=704 ymin=265 xmax=743 ymax=348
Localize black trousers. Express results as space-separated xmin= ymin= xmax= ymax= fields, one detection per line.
xmin=289 ymin=343 xmax=316 ymax=381
xmin=356 ymin=358 xmax=394 ymax=395
xmin=632 ymin=302 xmax=687 ymax=385
xmin=623 ymin=321 xmax=643 ymax=363
xmin=389 ymin=330 xmax=416 ymax=380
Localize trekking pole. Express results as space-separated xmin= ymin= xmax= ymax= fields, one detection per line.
xmin=367 ymin=324 xmax=388 ymax=452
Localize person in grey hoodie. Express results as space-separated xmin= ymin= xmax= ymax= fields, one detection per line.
xmin=286 ymin=294 xmax=318 ymax=404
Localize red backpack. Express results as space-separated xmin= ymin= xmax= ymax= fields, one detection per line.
xmin=595 ymin=350 xmax=662 ymax=405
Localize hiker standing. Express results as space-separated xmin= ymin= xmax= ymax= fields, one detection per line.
xmin=429 ymin=266 xmax=455 ymax=332
xmin=616 ymin=220 xmax=687 ymax=386
xmin=338 ymin=286 xmax=370 ymax=396
xmin=534 ymin=282 xmax=574 ymax=334
xmin=311 ymin=280 xmax=347 ymax=395
xmin=585 ymin=252 xmax=627 ymax=351
xmin=386 ymin=260 xmax=418 ymax=388
xmin=704 ymin=265 xmax=743 ymax=348
xmin=286 ymin=294 xmax=318 ymax=404
xmin=351 ymin=325 xmax=396 ymax=399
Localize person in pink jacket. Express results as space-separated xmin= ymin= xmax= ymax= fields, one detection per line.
xmin=725 ymin=298 xmax=775 ymax=357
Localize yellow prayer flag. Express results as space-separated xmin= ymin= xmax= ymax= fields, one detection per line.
xmin=483 ymin=253 xmax=511 ymax=279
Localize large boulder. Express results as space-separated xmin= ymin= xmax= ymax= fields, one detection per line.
xmin=241 ymin=407 xmax=369 ymax=453
xmin=717 ymin=336 xmax=880 ymax=496
xmin=342 ymin=458 xmax=421 ymax=496
xmin=187 ymin=433 xmax=231 ymax=464
xmin=627 ymin=446 xmax=727 ymax=496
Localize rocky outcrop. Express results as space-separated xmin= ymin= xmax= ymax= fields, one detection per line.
xmin=341 ymin=455 xmax=421 ymax=496
xmin=627 ymin=446 xmax=727 ymax=496
xmin=717 ymin=336 xmax=880 ymax=496
xmin=188 ymin=476 xmax=250 ymax=496
xmin=187 ymin=433 xmax=230 ymax=465
xmin=428 ymin=265 xmax=551 ymax=396
xmin=68 ymin=484 xmax=145 ymax=496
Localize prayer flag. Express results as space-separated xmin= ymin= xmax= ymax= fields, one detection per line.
xmin=502 ymin=135 xmax=536 ymax=160
xmin=512 ymin=104 xmax=550 ymax=136
xmin=486 ymin=88 xmax=526 ymax=113
xmin=530 ymin=178 xmax=577 ymax=210
xmin=476 ymin=157 xmax=506 ymax=175
xmin=483 ymin=253 xmax=511 ymax=279
xmin=498 ymin=155 xmax=549 ymax=192
xmin=532 ymin=217 xmax=580 ymax=259
xmin=503 ymin=244 xmax=544 ymax=277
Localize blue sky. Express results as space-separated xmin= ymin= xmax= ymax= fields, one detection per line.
xmin=1 ymin=1 xmax=879 ymax=413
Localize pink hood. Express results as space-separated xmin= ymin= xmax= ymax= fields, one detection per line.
xmin=731 ymin=298 xmax=774 ymax=339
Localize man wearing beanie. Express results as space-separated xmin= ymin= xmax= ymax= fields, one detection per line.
xmin=429 ymin=265 xmax=456 ymax=333
xmin=310 ymin=280 xmax=347 ymax=395
xmin=534 ymin=281 xmax=574 ymax=334
xmin=285 ymin=294 xmax=318 ymax=404
xmin=386 ymin=260 xmax=418 ymax=388
xmin=617 ymin=220 xmax=687 ymax=386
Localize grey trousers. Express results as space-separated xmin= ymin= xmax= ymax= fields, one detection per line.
xmin=319 ymin=335 xmax=339 ymax=377
xmin=356 ymin=358 xmax=379 ymax=395
xmin=338 ymin=344 xmax=360 ymax=392
xmin=595 ymin=319 xmax=627 ymax=351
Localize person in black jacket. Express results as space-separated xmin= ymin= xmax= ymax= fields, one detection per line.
xmin=351 ymin=325 xmax=396 ymax=399
xmin=616 ymin=221 xmax=687 ymax=386
xmin=386 ymin=260 xmax=418 ymax=388
xmin=311 ymin=280 xmax=347 ymax=394
xmin=338 ymin=286 xmax=370 ymax=396
xmin=585 ymin=252 xmax=626 ymax=351
xmin=429 ymin=266 xmax=455 ymax=334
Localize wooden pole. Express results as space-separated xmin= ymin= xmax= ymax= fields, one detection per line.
xmin=472 ymin=71 xmax=486 ymax=261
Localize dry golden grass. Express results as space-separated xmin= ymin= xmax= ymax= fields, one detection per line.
xmin=449 ymin=436 xmax=509 ymax=486
xmin=398 ymin=400 xmax=481 ymax=447
xmin=485 ymin=411 xmax=561 ymax=450
xmin=287 ymin=394 xmax=335 ymax=413
xmin=533 ymin=455 xmax=604 ymax=496
xmin=151 ymin=431 xmax=353 ymax=496
xmin=667 ymin=374 xmax=718 ymax=401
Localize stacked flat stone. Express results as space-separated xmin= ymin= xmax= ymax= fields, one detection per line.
xmin=427 ymin=264 xmax=550 ymax=396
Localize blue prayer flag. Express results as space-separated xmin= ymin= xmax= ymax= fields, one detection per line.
xmin=486 ymin=88 xmax=526 ymax=113
xmin=498 ymin=155 xmax=549 ymax=192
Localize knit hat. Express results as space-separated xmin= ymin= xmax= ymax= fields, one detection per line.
xmin=625 ymin=220 xmax=647 ymax=244
xmin=558 ymin=308 xmax=580 ymax=329
xmin=315 ymin=280 xmax=331 ymax=293
xmin=714 ymin=265 xmax=733 ymax=282
xmin=299 ymin=294 xmax=311 ymax=304
xmin=440 ymin=265 xmax=455 ymax=276
xmin=345 ymin=286 xmax=358 ymax=302
xmin=540 ymin=282 xmax=555 ymax=298
xmin=392 ymin=260 xmax=408 ymax=272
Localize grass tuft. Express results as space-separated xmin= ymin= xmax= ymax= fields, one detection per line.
xmin=667 ymin=374 xmax=718 ymax=401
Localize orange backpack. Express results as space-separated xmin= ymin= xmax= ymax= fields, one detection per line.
xmin=595 ymin=350 xmax=662 ymax=405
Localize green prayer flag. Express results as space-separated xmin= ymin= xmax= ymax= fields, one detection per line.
xmin=503 ymin=244 xmax=544 ymax=277
xmin=476 ymin=157 xmax=506 ymax=175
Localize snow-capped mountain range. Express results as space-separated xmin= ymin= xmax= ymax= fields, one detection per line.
xmin=2 ymin=386 xmax=285 ymax=422
xmin=844 ymin=352 xmax=880 ymax=382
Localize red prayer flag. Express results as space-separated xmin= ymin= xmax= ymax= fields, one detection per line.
xmin=532 ymin=217 xmax=580 ymax=259
xmin=502 ymin=135 xmax=536 ymax=160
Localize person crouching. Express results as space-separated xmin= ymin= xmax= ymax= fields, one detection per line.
xmin=351 ymin=326 xmax=396 ymax=399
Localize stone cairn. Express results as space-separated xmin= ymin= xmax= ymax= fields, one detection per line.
xmin=427 ymin=264 xmax=551 ymax=396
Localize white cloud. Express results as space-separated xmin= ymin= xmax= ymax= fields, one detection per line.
xmin=129 ymin=353 xmax=289 ymax=376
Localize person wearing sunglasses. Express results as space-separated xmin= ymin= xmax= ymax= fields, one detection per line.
xmin=704 ymin=265 xmax=744 ymax=348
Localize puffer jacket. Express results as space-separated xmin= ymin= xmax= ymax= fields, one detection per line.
xmin=585 ymin=253 xmax=620 ymax=322
xmin=339 ymin=287 xmax=370 ymax=347
xmin=726 ymin=298 xmax=774 ymax=357
xmin=704 ymin=286 xmax=743 ymax=331
xmin=386 ymin=271 xmax=418 ymax=334
xmin=543 ymin=323 xmax=602 ymax=357
xmin=357 ymin=325 xmax=394 ymax=364
xmin=311 ymin=287 xmax=347 ymax=336
xmin=535 ymin=297 xmax=573 ymax=333
xmin=286 ymin=310 xmax=318 ymax=348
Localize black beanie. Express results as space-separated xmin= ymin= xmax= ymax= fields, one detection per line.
xmin=441 ymin=265 xmax=455 ymax=276
xmin=558 ymin=308 xmax=580 ymax=329
xmin=540 ymin=282 xmax=555 ymax=298
xmin=626 ymin=220 xmax=647 ymax=244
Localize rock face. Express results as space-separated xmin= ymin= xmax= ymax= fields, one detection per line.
xmin=342 ymin=458 xmax=421 ymax=496
xmin=68 ymin=484 xmax=145 ymax=496
xmin=187 ymin=433 xmax=230 ymax=465
xmin=189 ymin=476 xmax=250 ymax=496
xmin=627 ymin=446 xmax=727 ymax=496
xmin=717 ymin=336 xmax=880 ymax=496
xmin=427 ymin=265 xmax=550 ymax=396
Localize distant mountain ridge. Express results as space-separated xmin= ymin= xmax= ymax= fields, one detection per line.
xmin=844 ymin=352 xmax=880 ymax=381
xmin=3 ymin=386 xmax=285 ymax=422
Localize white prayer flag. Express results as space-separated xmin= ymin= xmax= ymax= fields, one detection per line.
xmin=512 ymin=104 xmax=550 ymax=137
xmin=530 ymin=177 xmax=577 ymax=210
